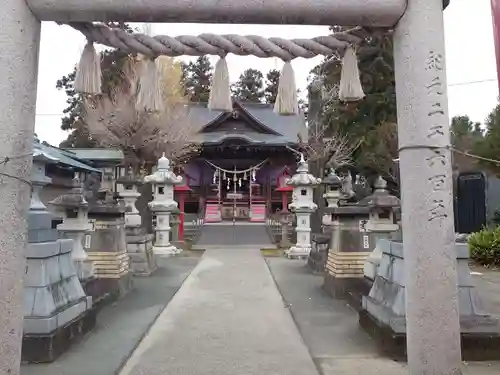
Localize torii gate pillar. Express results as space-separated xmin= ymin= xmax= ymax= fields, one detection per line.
xmin=394 ymin=0 xmax=462 ymax=373
xmin=0 ymin=0 xmax=40 ymax=373
xmin=0 ymin=0 xmax=462 ymax=374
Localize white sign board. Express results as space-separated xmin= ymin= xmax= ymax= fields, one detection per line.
xmin=363 ymin=235 xmax=370 ymax=249
xmin=84 ymin=234 xmax=91 ymax=249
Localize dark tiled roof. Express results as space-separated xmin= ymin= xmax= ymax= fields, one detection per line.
xmin=188 ymin=101 xmax=307 ymax=145
xmin=68 ymin=148 xmax=125 ymax=162
xmin=33 ymin=142 xmax=101 ymax=173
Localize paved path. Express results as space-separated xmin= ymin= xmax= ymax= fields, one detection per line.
xmin=197 ymin=223 xmax=273 ymax=247
xmin=119 ymin=249 xmax=318 ymax=375
xmin=267 ymin=258 xmax=500 ymax=375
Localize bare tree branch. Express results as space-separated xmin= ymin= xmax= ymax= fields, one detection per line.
xmin=83 ymin=56 xmax=200 ymax=171
xmin=296 ymin=116 xmax=358 ymax=171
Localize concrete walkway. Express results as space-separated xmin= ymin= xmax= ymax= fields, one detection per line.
xmin=197 ymin=222 xmax=273 ymax=247
xmin=119 ymin=249 xmax=319 ymax=375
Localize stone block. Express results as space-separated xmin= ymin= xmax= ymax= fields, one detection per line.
xmin=360 ymin=240 xmax=500 ymax=361
xmin=59 ymin=252 xmax=77 ymax=279
xmin=28 ymin=210 xmax=54 ymax=230
xmin=23 ymin=299 xmax=87 ymax=335
xmin=28 ymin=228 xmax=59 ymax=243
xmin=25 ymin=240 xmax=61 ymax=259
xmin=22 ymin=307 xmax=96 ymax=363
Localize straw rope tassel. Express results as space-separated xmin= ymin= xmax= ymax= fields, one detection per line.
xmin=208 ymin=56 xmax=232 ymax=112
xmin=339 ymin=45 xmax=365 ymax=102
xmin=75 ymin=41 xmax=102 ymax=95
xmin=274 ymin=61 xmax=299 ymax=116
xmin=136 ymin=57 xmax=164 ymax=112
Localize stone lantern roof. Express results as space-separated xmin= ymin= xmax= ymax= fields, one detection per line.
xmin=49 ymin=178 xmax=88 ymax=208
xmin=144 ymin=154 xmax=183 ymax=185
xmin=322 ymin=169 xmax=342 ymax=188
xmin=366 ymin=176 xmax=400 ymax=209
xmin=286 ymin=154 xmax=321 ymax=187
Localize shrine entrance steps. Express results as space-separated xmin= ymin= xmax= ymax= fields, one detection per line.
xmin=118 ymin=248 xmax=318 ymax=375
xmin=196 ymin=222 xmax=274 ymax=248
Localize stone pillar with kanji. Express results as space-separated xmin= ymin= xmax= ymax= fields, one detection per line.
xmin=144 ymin=154 xmax=183 ymax=256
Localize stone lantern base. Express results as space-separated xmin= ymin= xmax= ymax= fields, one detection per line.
xmin=152 ymin=244 xmax=180 ymax=257
xmin=126 ymin=226 xmax=157 ymax=276
xmin=285 ymin=244 xmax=312 ymax=259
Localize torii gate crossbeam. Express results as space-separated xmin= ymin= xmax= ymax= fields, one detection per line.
xmin=0 ymin=1 xmax=461 ymax=375
xmin=26 ymin=0 xmax=407 ymax=26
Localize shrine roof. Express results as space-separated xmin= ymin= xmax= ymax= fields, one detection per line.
xmin=33 ymin=141 xmax=101 ymax=173
xmin=188 ymin=100 xmax=307 ymax=145
xmin=68 ymin=148 xmax=125 ymax=162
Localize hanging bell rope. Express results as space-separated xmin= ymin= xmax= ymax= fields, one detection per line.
xmin=74 ymin=40 xmax=102 ymax=95
xmin=339 ymin=45 xmax=365 ymax=102
xmin=208 ymin=55 xmax=232 ymax=112
xmin=274 ymin=60 xmax=299 ymax=115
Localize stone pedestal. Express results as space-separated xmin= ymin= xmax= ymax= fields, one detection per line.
xmin=285 ymin=155 xmax=321 ymax=259
xmin=145 ymin=154 xmax=183 ymax=257
xmin=85 ymin=196 xmax=132 ymax=306
xmin=322 ymin=205 xmax=374 ymax=300
xmin=23 ymin=163 xmax=94 ymax=363
xmin=117 ymin=170 xmax=157 ymax=276
xmin=307 ymin=233 xmax=331 ymax=273
xmin=126 ymin=226 xmax=156 ymax=276
xmin=360 ymin=241 xmax=500 ymax=361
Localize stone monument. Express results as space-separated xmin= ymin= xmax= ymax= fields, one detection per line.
xmin=144 ymin=154 xmax=183 ymax=256
xmin=49 ymin=177 xmax=95 ymax=281
xmin=116 ymin=168 xmax=156 ymax=276
xmin=285 ymin=154 xmax=321 ymax=259
xmin=23 ymin=154 xmax=94 ymax=363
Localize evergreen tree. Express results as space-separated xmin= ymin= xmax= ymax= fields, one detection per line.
xmin=473 ymin=104 xmax=500 ymax=175
xmin=450 ymin=115 xmax=483 ymax=173
xmin=232 ymin=69 xmax=265 ymax=103
xmin=181 ymin=56 xmax=213 ymax=102
xmin=309 ymin=30 xmax=397 ymax=182
xmin=264 ymin=69 xmax=280 ymax=104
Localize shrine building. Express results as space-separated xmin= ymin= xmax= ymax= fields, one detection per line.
xmin=181 ymin=100 xmax=306 ymax=222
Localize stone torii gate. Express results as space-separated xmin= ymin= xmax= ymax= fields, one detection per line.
xmin=1 ymin=0 xmax=458 ymax=374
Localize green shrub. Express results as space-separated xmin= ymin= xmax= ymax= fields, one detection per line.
xmin=468 ymin=226 xmax=500 ymax=265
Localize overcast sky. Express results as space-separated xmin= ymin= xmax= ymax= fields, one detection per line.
xmin=34 ymin=0 xmax=499 ymax=146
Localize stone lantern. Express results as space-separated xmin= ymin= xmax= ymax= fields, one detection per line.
xmin=321 ymin=168 xmax=342 ymax=226
xmin=363 ymin=176 xmax=400 ymax=281
xmin=117 ymin=167 xmax=156 ymax=276
xmin=286 ymin=154 xmax=321 ymax=258
xmin=144 ymin=154 xmax=183 ymax=256
xmin=365 ymin=176 xmax=400 ymax=234
xmin=116 ymin=167 xmax=142 ymax=227
xmin=50 ymin=177 xmax=94 ymax=281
